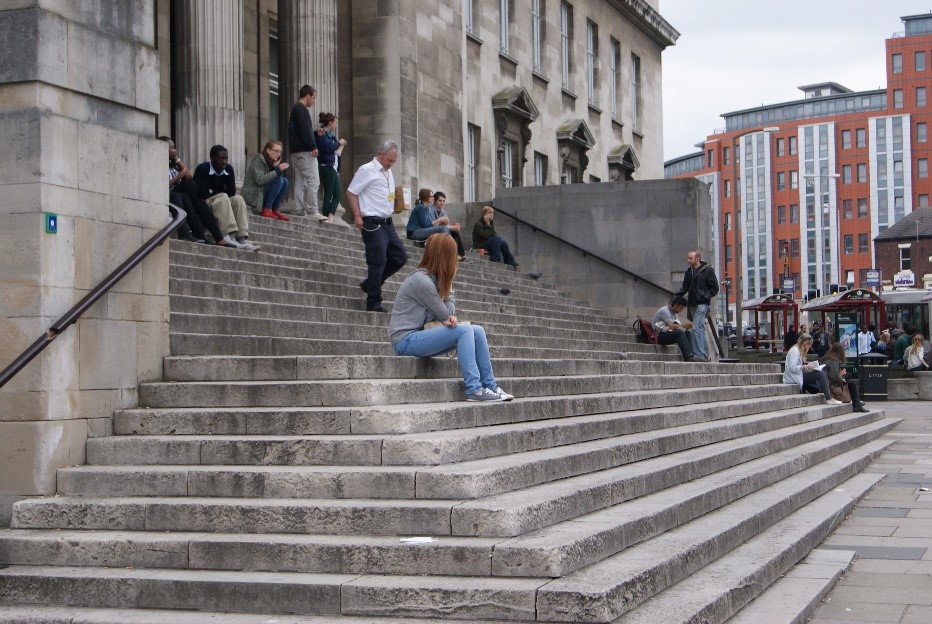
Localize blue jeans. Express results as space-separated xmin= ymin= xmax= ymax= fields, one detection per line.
xmin=360 ymin=219 xmax=408 ymax=308
xmin=263 ymin=175 xmax=289 ymax=211
xmin=689 ymin=303 xmax=710 ymax=360
xmin=481 ymin=235 xmax=516 ymax=265
xmin=410 ymin=225 xmax=449 ymax=241
xmin=393 ymin=324 xmax=496 ymax=395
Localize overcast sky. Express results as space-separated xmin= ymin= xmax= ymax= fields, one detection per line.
xmin=661 ymin=0 xmax=932 ymax=160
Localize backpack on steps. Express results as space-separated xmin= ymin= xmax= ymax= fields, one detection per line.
xmin=633 ymin=316 xmax=659 ymax=345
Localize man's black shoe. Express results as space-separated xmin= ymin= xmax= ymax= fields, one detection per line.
xmin=359 ymin=280 xmax=367 ymax=293
xmin=367 ymin=305 xmax=388 ymax=313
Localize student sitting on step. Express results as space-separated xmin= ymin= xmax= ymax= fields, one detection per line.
xmin=783 ymin=333 xmax=842 ymax=404
xmin=472 ymin=205 xmax=518 ymax=268
xmin=388 ymin=233 xmax=514 ymax=402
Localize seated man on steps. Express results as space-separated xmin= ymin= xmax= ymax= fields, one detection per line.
xmin=193 ymin=144 xmax=260 ymax=251
xmin=652 ymin=297 xmax=705 ymax=362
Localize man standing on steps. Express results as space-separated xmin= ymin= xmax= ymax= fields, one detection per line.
xmin=346 ymin=140 xmax=408 ymax=312
xmin=653 ymin=297 xmax=705 ymax=362
xmin=287 ymin=84 xmax=325 ymax=221
xmin=673 ymin=248 xmax=719 ymax=363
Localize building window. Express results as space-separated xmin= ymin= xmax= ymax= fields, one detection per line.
xmin=268 ymin=28 xmax=280 ymax=140
xmin=724 ymin=211 xmax=732 ymax=231
xmin=724 ymin=245 xmax=732 ymax=264
xmin=857 ymin=163 xmax=867 ymax=183
xmin=631 ymin=53 xmax=641 ymax=131
xmin=789 ymin=136 xmax=797 ymax=155
xmin=499 ymin=0 xmax=512 ymax=55
xmin=534 ymin=151 xmax=547 ymax=185
xmin=586 ymin=20 xmax=599 ymax=107
xmin=777 ymin=171 xmax=785 ymax=190
xmin=918 ymin=87 xmax=928 ymax=107
xmin=609 ymin=38 xmax=619 ymax=118
xmin=844 ymin=234 xmax=854 ymax=255
xmin=856 ymin=127 xmax=866 ymax=148
xmin=900 ymin=245 xmax=911 ymax=270
xmin=919 ymin=158 xmax=929 ymax=179
xmin=843 ymin=199 xmax=852 ymax=219
xmin=777 ymin=204 xmax=786 ymax=224
xmin=917 ymin=50 xmax=926 ymax=71
xmin=778 ymin=239 xmax=789 ymax=257
xmin=531 ymin=0 xmax=544 ymax=73
xmin=920 ymin=194 xmax=929 ymax=208
xmin=919 ymin=122 xmax=928 ymax=143
xmin=789 ymin=170 xmax=798 ymax=189
xmin=465 ymin=0 xmax=474 ymax=35
xmin=466 ymin=123 xmax=479 ymax=201
xmin=790 ymin=204 xmax=799 ymax=223
xmin=791 ymin=238 xmax=800 ymax=257
xmin=894 ymin=89 xmax=904 ymax=109
xmin=893 ymin=53 xmax=903 ymax=73
xmin=841 ymin=129 xmax=852 ymax=149
xmin=859 ymin=234 xmax=869 ymax=254
xmin=858 ymin=198 xmax=868 ymax=218
xmin=723 ymin=146 xmax=730 ymax=165
xmin=560 ymin=2 xmax=573 ymax=91
xmin=723 ymin=179 xmax=731 ymax=198
xmin=500 ymin=140 xmax=514 ymax=187
xmin=776 ymin=138 xmax=785 ymax=157
xmin=842 ymin=164 xmax=852 ymax=184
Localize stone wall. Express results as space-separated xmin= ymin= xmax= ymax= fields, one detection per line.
xmin=446 ymin=178 xmax=713 ymax=319
xmin=0 ymin=1 xmax=165 ymax=525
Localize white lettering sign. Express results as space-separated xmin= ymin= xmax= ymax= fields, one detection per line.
xmin=894 ymin=271 xmax=915 ymax=287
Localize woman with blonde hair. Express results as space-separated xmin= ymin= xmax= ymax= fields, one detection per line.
xmin=389 ymin=234 xmax=513 ymax=402
xmin=783 ymin=333 xmax=842 ymax=404
xmin=905 ymin=333 xmax=929 ymax=371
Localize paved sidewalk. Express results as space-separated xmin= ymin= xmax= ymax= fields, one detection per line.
xmin=809 ymin=401 xmax=932 ymax=624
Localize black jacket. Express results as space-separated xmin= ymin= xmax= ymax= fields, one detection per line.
xmin=674 ymin=261 xmax=720 ymax=305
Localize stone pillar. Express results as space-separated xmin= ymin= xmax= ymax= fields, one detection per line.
xmin=172 ymin=0 xmax=246 ymax=178
xmin=278 ymin=0 xmax=339 ymax=126
xmin=0 ymin=1 xmax=166 ymax=525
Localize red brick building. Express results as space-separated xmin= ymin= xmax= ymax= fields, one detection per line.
xmin=665 ymin=13 xmax=932 ymax=324
xmin=874 ymin=207 xmax=932 ymax=290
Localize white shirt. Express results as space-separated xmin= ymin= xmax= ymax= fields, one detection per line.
xmin=347 ymin=158 xmax=395 ymax=218
xmin=856 ymin=330 xmax=874 ymax=355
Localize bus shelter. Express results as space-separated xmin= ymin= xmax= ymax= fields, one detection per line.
xmin=801 ymin=289 xmax=886 ymax=352
xmin=742 ymin=293 xmax=798 ymax=353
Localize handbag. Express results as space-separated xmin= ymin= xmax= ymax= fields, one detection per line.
xmin=830 ymin=382 xmax=851 ymax=404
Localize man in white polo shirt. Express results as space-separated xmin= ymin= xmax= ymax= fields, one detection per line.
xmin=346 ymin=140 xmax=408 ymax=312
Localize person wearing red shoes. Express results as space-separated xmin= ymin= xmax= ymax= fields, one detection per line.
xmin=242 ymin=140 xmax=291 ymax=222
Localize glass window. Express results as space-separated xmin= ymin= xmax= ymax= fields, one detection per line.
xmin=724 ymin=244 xmax=732 ymax=264
xmin=789 ymin=136 xmax=797 ymax=155
xmin=894 ymin=89 xmax=904 ymax=109
xmin=917 ymin=51 xmax=927 ymax=71
xmin=630 ymin=53 xmax=641 ymax=130
xmin=920 ymin=194 xmax=929 ymax=208
xmin=586 ymin=20 xmax=599 ymax=106
xmin=499 ymin=0 xmax=511 ymax=55
xmin=777 ymin=204 xmax=786 ymax=224
xmin=790 ymin=170 xmax=798 ymax=189
xmin=857 ymin=233 xmax=868 ymax=254
xmin=534 ymin=151 xmax=547 ymax=185
xmin=609 ymin=38 xmax=619 ymax=118
xmin=856 ymin=128 xmax=866 ymax=147
xmin=893 ymin=53 xmax=903 ymax=73
xmin=465 ymin=0 xmax=474 ymax=34
xmin=707 ymin=149 xmax=714 ymax=168
xmin=900 ymin=246 xmax=911 ymax=270
xmin=723 ymin=179 xmax=731 ymax=198
xmin=842 ymin=164 xmax=852 ymax=184
xmin=791 ymin=238 xmax=800 ymax=257
xmin=919 ymin=158 xmax=929 ymax=179
xmin=723 ymin=146 xmax=730 ymax=165
xmin=466 ymin=124 xmax=479 ymax=201
xmin=777 ymin=171 xmax=785 ymax=190
xmin=841 ymin=129 xmax=851 ymax=149
xmin=858 ymin=198 xmax=867 ymax=218
xmin=776 ymin=138 xmax=785 ymax=157
xmin=919 ymin=87 xmax=928 ymax=107
xmin=790 ymin=204 xmax=799 ymax=223
xmin=919 ymin=122 xmax=928 ymax=143
xmin=844 ymin=234 xmax=854 ymax=255
xmin=501 ymin=140 xmax=514 ymax=187
xmin=560 ymin=2 xmax=573 ymax=91
xmin=857 ymin=163 xmax=867 ymax=183
xmin=842 ymin=199 xmax=852 ymax=219
xmin=531 ymin=0 xmax=544 ymax=74
xmin=724 ymin=212 xmax=732 ymax=230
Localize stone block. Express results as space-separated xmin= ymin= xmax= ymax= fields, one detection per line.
xmin=0 ymin=110 xmax=41 ymax=186
xmin=916 ymin=372 xmax=932 ymax=400
xmin=78 ymin=319 xmax=138 ymax=390
xmin=135 ymin=320 xmax=169 ymax=383
xmin=40 ymin=114 xmax=81 ymax=188
xmin=76 ymin=123 xmax=140 ymax=199
xmin=66 ymin=19 xmax=136 ymax=106
xmin=0 ymin=419 xmax=87 ymax=495
xmin=134 ymin=43 xmax=161 ymax=114
xmin=74 ymin=217 xmax=143 ymax=293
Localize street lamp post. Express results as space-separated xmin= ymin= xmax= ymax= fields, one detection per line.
xmin=732 ymin=126 xmax=779 ymax=349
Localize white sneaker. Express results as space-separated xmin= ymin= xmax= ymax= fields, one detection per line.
xmin=492 ymin=386 xmax=514 ymax=401
xmin=465 ymin=388 xmax=504 ymax=402
xmin=314 ymin=214 xmax=328 ymax=222
xmin=826 ymin=398 xmax=844 ymax=405
xmin=221 ymin=235 xmax=243 ymax=248
xmin=236 ymin=237 xmax=261 ymax=251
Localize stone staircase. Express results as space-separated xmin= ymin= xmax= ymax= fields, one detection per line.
xmin=0 ymin=214 xmax=899 ymax=623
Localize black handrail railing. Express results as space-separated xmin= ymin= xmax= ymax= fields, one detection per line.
xmin=0 ymin=203 xmax=187 ymax=389
xmin=492 ymin=203 xmax=726 ymax=359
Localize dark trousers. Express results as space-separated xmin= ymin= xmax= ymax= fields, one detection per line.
xmin=171 ymin=179 xmax=224 ymax=242
xmin=839 ymin=376 xmax=864 ymax=407
xmin=360 ymin=218 xmax=408 ymax=308
xmin=802 ymin=369 xmax=831 ymax=399
xmin=450 ymin=230 xmax=467 ymax=257
xmin=659 ymin=329 xmax=693 ymax=361
xmin=481 ymin=235 xmax=516 ymax=265
xmin=319 ymin=166 xmax=342 ymax=216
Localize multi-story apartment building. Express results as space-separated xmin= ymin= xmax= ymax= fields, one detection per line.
xmin=665 ymin=13 xmax=932 ymax=323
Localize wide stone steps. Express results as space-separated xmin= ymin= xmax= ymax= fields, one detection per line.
xmin=116 ymin=384 xmax=801 ymax=436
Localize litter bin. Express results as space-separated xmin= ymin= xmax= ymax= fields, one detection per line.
xmin=858 ymin=353 xmax=889 ymax=402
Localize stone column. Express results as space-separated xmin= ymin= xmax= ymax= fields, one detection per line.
xmin=278 ymin=0 xmax=339 ymax=119
xmin=172 ymin=0 xmax=246 ymax=178
xmin=0 ymin=1 xmax=166 ymax=525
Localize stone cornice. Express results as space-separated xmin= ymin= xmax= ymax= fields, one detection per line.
xmin=606 ymin=0 xmax=680 ymax=49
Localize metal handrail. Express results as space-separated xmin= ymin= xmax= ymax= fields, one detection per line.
xmin=492 ymin=203 xmax=726 ymax=359
xmin=0 ymin=203 xmax=187 ymax=389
